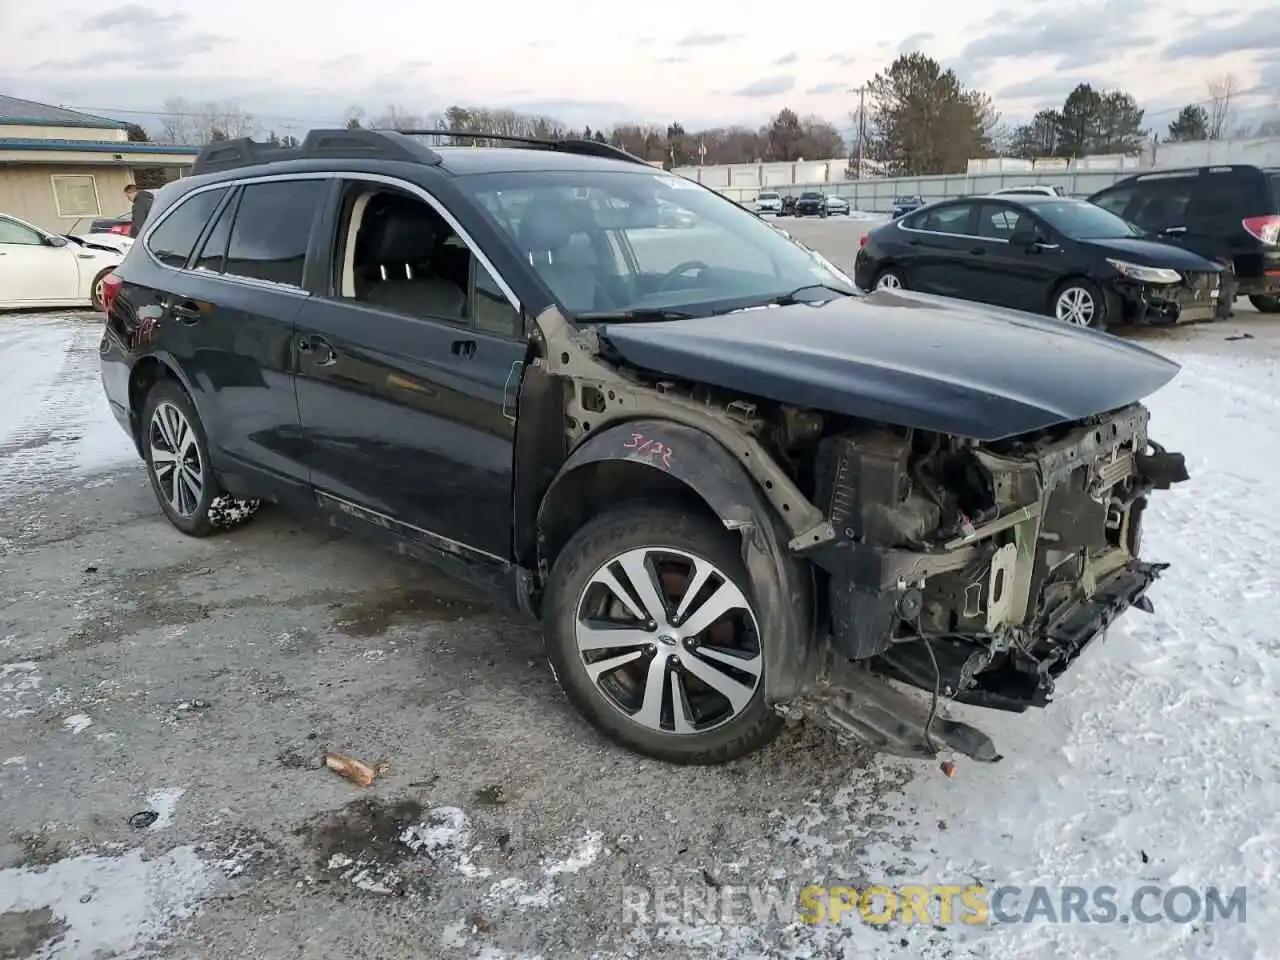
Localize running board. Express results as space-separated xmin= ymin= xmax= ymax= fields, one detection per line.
xmin=779 ymin=656 xmax=1003 ymax=763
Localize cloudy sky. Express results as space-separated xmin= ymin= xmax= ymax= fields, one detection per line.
xmin=4 ymin=0 xmax=1279 ymax=135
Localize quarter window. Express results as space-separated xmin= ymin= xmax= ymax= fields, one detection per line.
xmin=193 ymin=191 xmax=239 ymax=274
xmin=224 ymin=180 xmax=325 ymax=288
xmin=146 ymin=187 xmax=229 ymax=268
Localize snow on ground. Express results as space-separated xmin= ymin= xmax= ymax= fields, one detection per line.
xmin=0 ymin=312 xmax=136 ymax=505
xmin=0 ymin=310 xmax=1276 ymax=958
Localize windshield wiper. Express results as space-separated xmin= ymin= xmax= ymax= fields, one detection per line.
xmin=574 ymin=308 xmax=700 ymax=323
xmin=762 ymin=282 xmax=857 ymax=306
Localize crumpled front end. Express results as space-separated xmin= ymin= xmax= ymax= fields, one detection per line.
xmin=790 ymin=402 xmax=1189 ymax=761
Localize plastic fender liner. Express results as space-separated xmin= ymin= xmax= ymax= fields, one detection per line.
xmin=537 ymin=419 xmax=820 ymax=701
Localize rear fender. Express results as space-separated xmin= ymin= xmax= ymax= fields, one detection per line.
xmin=537 ymin=419 xmax=819 ymax=701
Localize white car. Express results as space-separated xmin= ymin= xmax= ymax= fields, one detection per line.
xmin=0 ymin=213 xmax=124 ymax=312
xmin=756 ymin=191 xmax=782 ymax=214
xmin=988 ymin=185 xmax=1066 ymax=197
xmin=825 ymin=195 xmax=851 ymax=215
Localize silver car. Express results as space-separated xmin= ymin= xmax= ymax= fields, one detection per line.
xmin=824 ymin=195 xmax=850 ymax=215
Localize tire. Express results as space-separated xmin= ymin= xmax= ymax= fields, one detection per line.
xmin=542 ymin=504 xmax=784 ymax=765
xmin=140 ymin=379 xmax=261 ymax=537
xmin=90 ymin=267 xmax=114 ymax=312
xmin=1051 ymin=278 xmax=1108 ymax=331
xmin=872 ymin=266 xmax=906 ymax=291
xmin=1248 ymin=294 xmax=1280 ymax=313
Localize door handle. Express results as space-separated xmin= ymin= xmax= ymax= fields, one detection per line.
xmin=299 ymin=335 xmax=337 ymax=366
xmin=969 ymin=246 xmax=986 ymax=255
xmin=451 ymin=338 xmax=476 ymax=358
xmin=1163 ymin=226 xmax=1187 ymax=235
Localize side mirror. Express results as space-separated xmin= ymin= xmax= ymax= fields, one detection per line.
xmin=45 ymin=235 xmax=69 ymax=247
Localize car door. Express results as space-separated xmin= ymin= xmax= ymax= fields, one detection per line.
xmin=0 ymin=216 xmax=80 ymax=304
xmin=971 ymin=202 xmax=1062 ymax=311
xmin=146 ymin=176 xmax=324 ymax=503
xmin=292 ymin=174 xmax=526 ymax=562
xmin=896 ymin=202 xmax=979 ymax=296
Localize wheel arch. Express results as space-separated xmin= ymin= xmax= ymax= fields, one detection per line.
xmin=536 ymin=418 xmax=820 ymax=701
xmin=126 ymin=353 xmax=200 ymax=455
xmin=1048 ymin=273 xmax=1117 ymax=325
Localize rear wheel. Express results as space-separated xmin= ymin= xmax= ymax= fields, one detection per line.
xmin=873 ymin=267 xmax=906 ymax=291
xmin=1248 ymin=294 xmax=1280 ymax=313
xmin=1052 ymin=278 xmax=1108 ymax=331
xmin=140 ymin=380 xmax=261 ymax=537
xmin=542 ymin=505 xmax=782 ymax=765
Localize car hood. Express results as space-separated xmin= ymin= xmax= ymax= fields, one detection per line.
xmin=599 ymin=289 xmax=1180 ymax=441
xmin=1083 ymin=236 xmax=1223 ymax=271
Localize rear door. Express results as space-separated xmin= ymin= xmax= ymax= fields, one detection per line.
xmin=160 ymin=175 xmax=327 ymax=502
xmin=292 ymin=174 xmax=526 ymax=562
xmin=896 ymin=202 xmax=979 ymax=296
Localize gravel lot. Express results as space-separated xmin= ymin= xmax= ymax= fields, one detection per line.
xmin=2 ymin=218 xmax=1273 ymax=960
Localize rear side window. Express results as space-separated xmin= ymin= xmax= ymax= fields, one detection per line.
xmin=146 ymin=188 xmax=228 ymax=268
xmin=224 ymin=180 xmax=326 ymax=288
xmin=194 ymin=191 xmax=239 ymax=274
xmin=907 ymin=204 xmax=974 ymax=234
xmin=1185 ymin=173 xmax=1258 ymax=221
xmin=1090 ymin=185 xmax=1134 ymax=218
xmin=1128 ymin=179 xmax=1192 ymax=231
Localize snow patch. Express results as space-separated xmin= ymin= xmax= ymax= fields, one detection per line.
xmin=146 ymin=787 xmax=186 ymax=829
xmin=61 ymin=714 xmax=92 ymax=735
xmin=400 ymin=806 xmax=491 ymax=879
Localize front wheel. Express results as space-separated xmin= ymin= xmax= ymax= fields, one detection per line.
xmin=1249 ymin=294 xmax=1280 ymax=313
xmin=542 ymin=505 xmax=783 ymax=765
xmin=140 ymin=380 xmax=262 ymax=537
xmin=1052 ymin=278 xmax=1109 ymax=331
xmin=90 ymin=268 xmax=114 ymax=312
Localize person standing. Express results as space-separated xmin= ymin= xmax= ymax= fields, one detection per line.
xmin=124 ymin=183 xmax=154 ymax=238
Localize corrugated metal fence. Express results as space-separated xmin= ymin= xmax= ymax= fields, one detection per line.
xmin=706 ymin=169 xmax=1135 ymax=211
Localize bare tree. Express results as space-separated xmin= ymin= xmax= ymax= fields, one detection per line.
xmin=157 ymin=97 xmax=195 ymax=145
xmin=343 ymin=105 xmax=367 ymax=129
xmin=155 ymin=98 xmax=255 ymax=144
xmin=371 ymin=105 xmax=424 ymax=130
xmin=1207 ymin=72 xmax=1239 ymax=140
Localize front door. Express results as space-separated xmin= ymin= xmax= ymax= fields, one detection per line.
xmin=293 ymin=176 xmax=526 ymax=560
xmin=971 ymin=203 xmax=1062 ymax=311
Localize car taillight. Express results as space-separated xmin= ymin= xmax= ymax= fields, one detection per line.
xmin=101 ymin=272 xmax=123 ymax=313
xmin=109 ymin=224 xmax=129 ymax=235
xmin=1242 ymin=215 xmax=1280 ymax=245
xmin=859 ymin=234 xmax=870 ymax=248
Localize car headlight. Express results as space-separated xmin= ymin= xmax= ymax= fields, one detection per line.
xmin=1106 ymin=259 xmax=1182 ymax=284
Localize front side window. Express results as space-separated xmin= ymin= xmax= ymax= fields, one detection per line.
xmin=907 ymin=204 xmax=975 ymax=234
xmin=146 ymin=187 xmax=228 ymax=268
xmin=457 ymin=169 xmax=853 ymax=316
xmin=329 ymin=181 xmax=519 ymax=336
xmin=977 ymin=205 xmax=1026 ymax=239
xmin=0 ymin=217 xmax=42 ymax=245
xmin=224 ymin=180 xmax=326 ymax=288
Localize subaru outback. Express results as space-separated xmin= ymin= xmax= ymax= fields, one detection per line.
xmin=99 ymin=129 xmax=1190 ymax=767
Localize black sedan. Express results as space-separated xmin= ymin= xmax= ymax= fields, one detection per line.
xmin=793 ymin=191 xmax=828 ymax=217
xmin=853 ymin=195 xmax=1225 ymax=330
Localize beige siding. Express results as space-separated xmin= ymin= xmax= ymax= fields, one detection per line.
xmin=0 ymin=164 xmax=136 ymax=232
xmin=1 ymin=124 xmax=129 ymax=142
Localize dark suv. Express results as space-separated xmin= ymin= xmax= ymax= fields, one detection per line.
xmin=98 ymin=128 xmax=1189 ymax=769
xmin=1088 ymin=165 xmax=1280 ymax=313
xmin=794 ymin=191 xmax=827 ymax=217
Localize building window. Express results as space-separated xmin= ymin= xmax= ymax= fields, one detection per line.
xmin=50 ymin=175 xmax=102 ymax=218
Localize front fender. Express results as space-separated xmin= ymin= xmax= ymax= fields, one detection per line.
xmin=538 ymin=419 xmax=820 ymax=701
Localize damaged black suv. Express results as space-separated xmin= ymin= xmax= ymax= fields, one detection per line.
xmin=99 ymin=129 xmax=1190 ymax=767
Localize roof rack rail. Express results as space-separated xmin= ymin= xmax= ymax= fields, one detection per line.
xmin=395 ymin=129 xmax=651 ymax=166
xmin=191 ymin=128 xmax=443 ymax=176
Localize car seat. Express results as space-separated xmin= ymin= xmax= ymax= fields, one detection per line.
xmin=516 ymin=200 xmax=608 ymax=313
xmin=356 ymin=200 xmax=468 ymax=320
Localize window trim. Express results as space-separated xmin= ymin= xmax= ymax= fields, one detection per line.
xmin=49 ymin=174 xmax=102 ymax=219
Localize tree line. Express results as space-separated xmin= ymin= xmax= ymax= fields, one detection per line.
xmin=143 ymin=60 xmax=1279 ymax=177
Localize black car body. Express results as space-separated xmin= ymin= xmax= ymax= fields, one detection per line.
xmin=854 ymin=195 xmax=1225 ymax=330
xmin=98 ymin=128 xmax=1189 ymax=770
xmin=793 ymin=191 xmax=827 ymax=217
xmin=1087 ymin=164 xmax=1280 ymax=313
xmin=90 ymin=211 xmax=132 ymax=236
xmin=778 ymin=194 xmax=797 ymax=216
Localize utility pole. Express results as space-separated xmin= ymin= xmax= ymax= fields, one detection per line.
xmin=847 ymin=85 xmax=867 ymax=178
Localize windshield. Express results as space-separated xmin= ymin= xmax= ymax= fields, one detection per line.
xmin=800 ymin=192 xmax=821 ymax=199
xmin=456 ymin=169 xmax=853 ymax=316
xmin=759 ymin=192 xmax=779 ymax=199
xmin=1030 ymin=200 xmax=1143 ymax=239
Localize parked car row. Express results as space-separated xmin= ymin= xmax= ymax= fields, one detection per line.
xmin=755 ymin=190 xmax=851 ymax=217
xmin=854 ymin=163 xmax=1280 ymax=329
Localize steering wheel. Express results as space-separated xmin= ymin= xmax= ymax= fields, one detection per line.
xmin=657 ymin=260 xmax=711 ymax=292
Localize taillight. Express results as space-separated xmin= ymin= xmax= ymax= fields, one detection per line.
xmin=1242 ymin=215 xmax=1280 ymax=245
xmin=859 ymin=233 xmax=870 ymax=248
xmin=101 ymin=271 xmax=123 ymax=313
xmin=109 ymin=224 xmax=129 ymax=235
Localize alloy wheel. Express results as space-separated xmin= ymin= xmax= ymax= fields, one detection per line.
xmin=1055 ymin=286 xmax=1095 ymax=325
xmin=148 ymin=402 xmax=204 ymax=517
xmin=573 ymin=546 xmax=762 ymax=735
xmin=93 ymin=275 xmax=107 ymax=310
xmin=876 ymin=272 xmax=903 ymax=290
